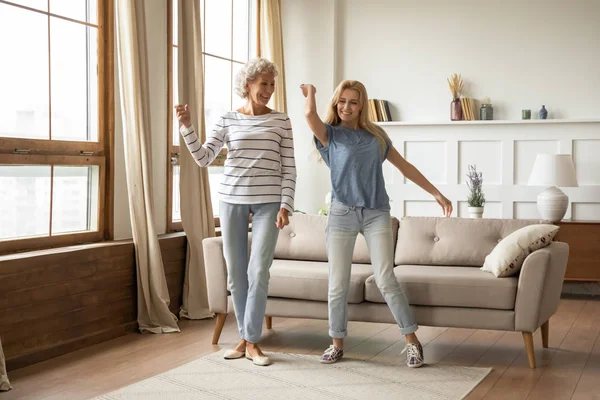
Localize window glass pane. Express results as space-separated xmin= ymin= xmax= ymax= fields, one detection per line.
xmin=172 ymin=0 xmax=178 ymax=46
xmin=51 ymin=18 xmax=98 ymax=142
xmin=232 ymin=0 xmax=249 ymax=62
xmin=7 ymin=1 xmax=47 ymax=12
xmin=232 ymin=61 xmax=245 ymax=111
xmin=172 ymin=165 xmax=181 ymax=222
xmin=205 ymin=0 xmax=232 ymax=59
xmin=204 ymin=56 xmax=232 ymax=132
xmin=0 ymin=165 xmax=51 ymax=240
xmin=0 ymin=4 xmax=49 ymax=140
xmin=52 ymin=166 xmax=99 ymax=234
xmin=50 ymin=0 xmax=97 ymax=25
xmin=173 ymin=46 xmax=180 ymax=146
xmin=208 ymin=167 xmax=223 ymax=217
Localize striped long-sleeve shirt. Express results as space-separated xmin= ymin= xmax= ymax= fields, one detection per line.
xmin=180 ymin=111 xmax=297 ymax=213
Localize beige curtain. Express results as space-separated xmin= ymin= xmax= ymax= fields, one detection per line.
xmin=0 ymin=337 xmax=10 ymax=391
xmin=177 ymin=0 xmax=216 ymax=320
xmin=115 ymin=0 xmax=179 ymax=333
xmin=259 ymin=0 xmax=287 ymax=112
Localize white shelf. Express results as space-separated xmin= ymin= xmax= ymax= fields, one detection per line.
xmin=376 ymin=119 xmax=600 ymax=127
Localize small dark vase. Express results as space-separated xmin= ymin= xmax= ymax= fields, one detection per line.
xmin=539 ymin=105 xmax=548 ymax=119
xmin=451 ymin=98 xmax=463 ymax=121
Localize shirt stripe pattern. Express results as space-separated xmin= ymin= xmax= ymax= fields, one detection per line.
xmin=180 ymin=111 xmax=297 ymax=213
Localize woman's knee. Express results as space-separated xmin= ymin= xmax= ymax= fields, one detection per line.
xmin=375 ymin=277 xmax=402 ymax=295
xmin=248 ymin=266 xmax=270 ymax=288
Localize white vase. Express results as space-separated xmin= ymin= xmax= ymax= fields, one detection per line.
xmin=468 ymin=206 xmax=484 ymax=218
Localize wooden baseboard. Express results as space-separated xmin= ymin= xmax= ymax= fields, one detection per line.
xmin=6 ymin=322 xmax=138 ymax=371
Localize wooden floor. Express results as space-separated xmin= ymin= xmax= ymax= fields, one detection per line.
xmin=4 ymin=298 xmax=600 ymax=400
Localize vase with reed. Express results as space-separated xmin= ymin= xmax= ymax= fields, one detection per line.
xmin=447 ymin=73 xmax=464 ymax=121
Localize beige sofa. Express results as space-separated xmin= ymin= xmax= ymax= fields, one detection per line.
xmin=203 ymin=214 xmax=569 ymax=368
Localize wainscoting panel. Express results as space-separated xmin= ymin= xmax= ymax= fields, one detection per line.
xmin=513 ymin=201 xmax=541 ymax=220
xmin=571 ymin=202 xmax=600 ymax=221
xmin=458 ymin=141 xmax=503 ymax=185
xmin=404 ymin=141 xmax=447 ymax=185
xmin=514 ymin=140 xmax=560 ymax=185
xmin=383 ymin=121 xmax=600 ymax=220
xmin=573 ymin=139 xmax=600 ymax=185
xmin=404 ymin=200 xmax=440 ymax=217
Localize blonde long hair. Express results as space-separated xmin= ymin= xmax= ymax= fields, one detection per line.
xmin=324 ymin=80 xmax=391 ymax=155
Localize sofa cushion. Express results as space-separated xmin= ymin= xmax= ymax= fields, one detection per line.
xmin=267 ymin=259 xmax=374 ymax=304
xmin=364 ymin=265 xmax=518 ymax=310
xmin=482 ymin=224 xmax=559 ymax=277
xmin=274 ymin=213 xmax=399 ymax=264
xmin=394 ymin=217 xmax=544 ymax=267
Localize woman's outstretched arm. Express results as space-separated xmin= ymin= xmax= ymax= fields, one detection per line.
xmin=300 ymin=84 xmax=328 ymax=146
xmin=387 ymin=145 xmax=453 ymax=217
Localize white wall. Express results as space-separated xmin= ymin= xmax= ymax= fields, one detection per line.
xmin=281 ymin=0 xmax=338 ymax=214
xmin=337 ymin=0 xmax=600 ymax=121
xmin=113 ymin=1 xmax=168 ymax=239
xmin=282 ymin=0 xmax=600 ymax=216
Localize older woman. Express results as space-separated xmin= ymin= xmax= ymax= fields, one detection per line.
xmin=176 ymin=58 xmax=296 ymax=366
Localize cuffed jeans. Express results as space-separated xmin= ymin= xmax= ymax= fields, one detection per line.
xmin=327 ymin=201 xmax=418 ymax=338
xmin=220 ymin=201 xmax=280 ymax=343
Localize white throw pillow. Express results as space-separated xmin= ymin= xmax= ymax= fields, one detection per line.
xmin=481 ymin=224 xmax=559 ymax=277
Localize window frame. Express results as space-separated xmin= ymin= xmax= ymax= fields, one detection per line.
xmin=0 ymin=0 xmax=114 ymax=254
xmin=167 ymin=0 xmax=256 ymax=233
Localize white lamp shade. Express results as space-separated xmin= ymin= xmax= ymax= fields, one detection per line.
xmin=528 ymin=154 xmax=578 ymax=187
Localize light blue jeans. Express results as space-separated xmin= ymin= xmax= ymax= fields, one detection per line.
xmin=220 ymin=201 xmax=280 ymax=343
xmin=327 ymin=201 xmax=418 ymax=338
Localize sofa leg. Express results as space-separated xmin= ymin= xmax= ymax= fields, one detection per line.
xmin=522 ymin=332 xmax=536 ymax=369
xmin=541 ymin=320 xmax=549 ymax=348
xmin=212 ymin=313 xmax=227 ymax=345
xmin=265 ymin=316 xmax=272 ymax=330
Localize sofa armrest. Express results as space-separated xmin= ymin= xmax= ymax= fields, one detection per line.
xmin=514 ymin=241 xmax=569 ymax=332
xmin=202 ymin=236 xmax=228 ymax=313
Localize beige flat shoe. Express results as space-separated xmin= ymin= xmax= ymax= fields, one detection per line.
xmin=245 ymin=352 xmax=271 ymax=366
xmin=223 ymin=349 xmax=245 ymax=359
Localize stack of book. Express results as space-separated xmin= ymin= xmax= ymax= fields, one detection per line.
xmin=368 ymin=99 xmax=392 ymax=122
xmin=460 ymin=97 xmax=476 ymax=120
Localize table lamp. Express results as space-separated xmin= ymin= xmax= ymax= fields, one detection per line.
xmin=528 ymin=154 xmax=578 ymax=222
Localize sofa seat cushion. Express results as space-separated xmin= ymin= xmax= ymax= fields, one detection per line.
xmin=365 ymin=265 xmax=518 ymax=310
xmin=267 ymin=260 xmax=374 ymax=304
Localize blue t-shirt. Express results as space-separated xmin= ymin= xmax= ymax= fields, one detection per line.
xmin=315 ymin=124 xmax=391 ymax=210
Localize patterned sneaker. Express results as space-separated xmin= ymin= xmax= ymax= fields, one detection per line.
xmin=405 ymin=343 xmax=424 ymax=368
xmin=320 ymin=345 xmax=344 ymax=364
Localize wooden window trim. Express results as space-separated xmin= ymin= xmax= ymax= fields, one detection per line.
xmin=0 ymin=0 xmax=114 ymax=254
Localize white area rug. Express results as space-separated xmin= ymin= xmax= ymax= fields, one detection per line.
xmin=95 ymin=349 xmax=491 ymax=400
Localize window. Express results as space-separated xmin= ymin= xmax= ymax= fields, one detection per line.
xmin=0 ymin=0 xmax=113 ymax=254
xmin=167 ymin=0 xmax=255 ymax=232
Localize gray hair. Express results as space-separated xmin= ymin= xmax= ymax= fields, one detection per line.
xmin=234 ymin=57 xmax=279 ymax=99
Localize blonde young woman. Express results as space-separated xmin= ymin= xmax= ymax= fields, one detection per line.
xmin=300 ymin=81 xmax=452 ymax=367
xmin=176 ymin=58 xmax=297 ymax=366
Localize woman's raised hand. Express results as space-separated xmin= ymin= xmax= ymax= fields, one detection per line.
xmin=300 ymin=84 xmax=316 ymax=98
xmin=175 ymin=104 xmax=191 ymax=128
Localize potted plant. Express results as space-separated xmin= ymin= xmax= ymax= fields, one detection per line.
xmin=466 ymin=164 xmax=485 ymax=218
xmin=318 ymin=191 xmax=332 ymax=216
